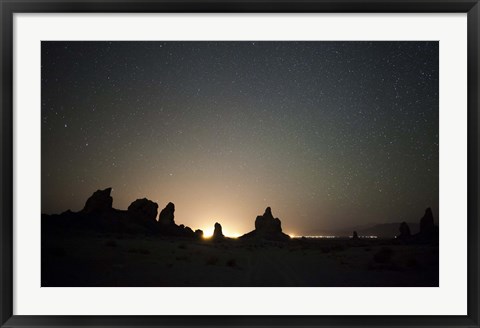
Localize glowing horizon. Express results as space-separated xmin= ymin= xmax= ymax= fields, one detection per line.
xmin=41 ymin=41 xmax=439 ymax=234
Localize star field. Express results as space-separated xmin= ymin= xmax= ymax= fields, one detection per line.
xmin=41 ymin=41 xmax=438 ymax=235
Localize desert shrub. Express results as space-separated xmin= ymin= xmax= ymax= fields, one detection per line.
xmin=127 ymin=248 xmax=150 ymax=255
xmin=226 ymin=258 xmax=237 ymax=267
xmin=406 ymin=257 xmax=418 ymax=268
xmin=384 ymin=263 xmax=401 ymax=271
xmin=301 ymin=244 xmax=310 ymax=250
xmin=331 ymin=245 xmax=346 ymax=252
xmin=367 ymin=262 xmax=375 ymax=271
xmin=373 ymin=247 xmax=393 ymax=263
xmin=105 ymin=240 xmax=117 ymax=247
xmin=178 ymin=243 xmax=187 ymax=249
xmin=321 ymin=247 xmax=331 ymax=253
xmin=368 ymin=261 xmax=400 ymax=271
xmin=49 ymin=246 xmax=66 ymax=257
xmin=364 ymin=247 xmax=371 ymax=252
xmin=176 ymin=255 xmax=190 ymax=261
xmin=206 ymin=256 xmax=218 ymax=265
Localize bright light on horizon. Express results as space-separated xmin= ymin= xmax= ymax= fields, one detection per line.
xmin=202 ymin=228 xmax=214 ymax=238
xmin=201 ymin=227 xmax=241 ymax=239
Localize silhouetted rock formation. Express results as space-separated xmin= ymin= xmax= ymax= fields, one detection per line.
xmin=158 ymin=202 xmax=175 ymax=226
xmin=212 ymin=222 xmax=224 ymax=241
xmin=156 ymin=202 xmax=195 ymax=237
xmin=413 ymin=207 xmax=438 ymax=243
xmin=82 ymin=188 xmax=113 ymax=214
xmin=195 ymin=229 xmax=204 ymax=239
xmin=43 ymin=188 xmax=199 ymax=238
xmin=398 ymin=221 xmax=411 ymax=240
xmin=240 ymin=207 xmax=290 ymax=241
xmin=419 ymin=208 xmax=435 ymax=236
xmin=352 ymin=231 xmax=359 ymax=240
xmin=255 ymin=207 xmax=282 ymax=234
xmin=184 ymin=226 xmax=194 ymax=236
xmin=127 ymin=198 xmax=158 ymax=231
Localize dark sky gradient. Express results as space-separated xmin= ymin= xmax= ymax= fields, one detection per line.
xmin=41 ymin=41 xmax=438 ymax=236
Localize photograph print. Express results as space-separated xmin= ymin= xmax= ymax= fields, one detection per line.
xmin=41 ymin=41 xmax=439 ymax=287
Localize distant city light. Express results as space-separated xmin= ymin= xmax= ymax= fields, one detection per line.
xmin=291 ymin=235 xmax=378 ymax=239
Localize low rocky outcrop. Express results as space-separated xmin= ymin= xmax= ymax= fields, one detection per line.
xmin=184 ymin=226 xmax=194 ymax=235
xmin=392 ymin=208 xmax=438 ymax=244
xmin=398 ymin=221 xmax=411 ymax=240
xmin=195 ymin=229 xmax=204 ymax=239
xmin=127 ymin=198 xmax=158 ymax=230
xmin=82 ymin=188 xmax=113 ymax=214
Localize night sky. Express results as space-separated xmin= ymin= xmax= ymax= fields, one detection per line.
xmin=41 ymin=41 xmax=438 ymax=237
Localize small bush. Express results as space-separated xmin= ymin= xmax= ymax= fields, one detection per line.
xmin=301 ymin=244 xmax=310 ymax=251
xmin=206 ymin=256 xmax=218 ymax=265
xmin=49 ymin=246 xmax=66 ymax=257
xmin=330 ymin=245 xmax=346 ymax=252
xmin=127 ymin=248 xmax=150 ymax=255
xmin=373 ymin=247 xmax=393 ymax=263
xmin=226 ymin=258 xmax=237 ymax=267
xmin=176 ymin=255 xmax=189 ymax=261
xmin=321 ymin=247 xmax=331 ymax=254
xmin=368 ymin=261 xmax=400 ymax=271
xmin=407 ymin=257 xmax=418 ymax=268
xmin=105 ymin=240 xmax=117 ymax=247
xmin=178 ymin=243 xmax=187 ymax=249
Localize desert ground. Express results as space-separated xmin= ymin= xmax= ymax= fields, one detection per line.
xmin=42 ymin=230 xmax=438 ymax=287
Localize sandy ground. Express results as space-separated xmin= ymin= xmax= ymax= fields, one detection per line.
xmin=41 ymin=231 xmax=438 ymax=287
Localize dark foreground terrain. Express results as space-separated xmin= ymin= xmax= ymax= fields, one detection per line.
xmin=42 ymin=231 xmax=438 ymax=287
xmin=41 ymin=188 xmax=439 ymax=287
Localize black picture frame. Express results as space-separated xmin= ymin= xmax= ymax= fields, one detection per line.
xmin=1 ymin=1 xmax=478 ymax=327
